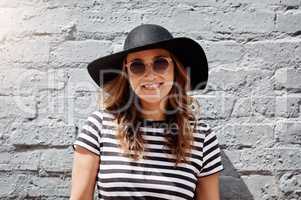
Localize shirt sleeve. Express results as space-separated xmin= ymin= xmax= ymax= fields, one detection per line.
xmin=72 ymin=110 xmax=103 ymax=156
xmin=198 ymin=124 xmax=224 ymax=177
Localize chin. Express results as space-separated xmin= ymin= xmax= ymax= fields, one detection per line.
xmin=138 ymin=95 xmax=162 ymax=104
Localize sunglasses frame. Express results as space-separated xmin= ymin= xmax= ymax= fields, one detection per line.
xmin=125 ymin=56 xmax=173 ymax=76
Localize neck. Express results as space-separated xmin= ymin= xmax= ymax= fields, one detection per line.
xmin=139 ymin=99 xmax=167 ymax=121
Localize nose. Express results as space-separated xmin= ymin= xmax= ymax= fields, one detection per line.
xmin=145 ymin=63 xmax=156 ymax=74
xmin=143 ymin=63 xmax=157 ymax=78
xmin=144 ymin=64 xmax=154 ymax=76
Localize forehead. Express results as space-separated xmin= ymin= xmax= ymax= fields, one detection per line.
xmin=126 ymin=48 xmax=171 ymax=61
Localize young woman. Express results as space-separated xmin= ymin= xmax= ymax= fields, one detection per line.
xmin=70 ymin=24 xmax=224 ymax=200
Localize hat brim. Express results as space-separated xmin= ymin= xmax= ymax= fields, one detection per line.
xmin=87 ymin=37 xmax=208 ymax=91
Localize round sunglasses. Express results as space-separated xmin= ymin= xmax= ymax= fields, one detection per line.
xmin=125 ymin=56 xmax=173 ymax=76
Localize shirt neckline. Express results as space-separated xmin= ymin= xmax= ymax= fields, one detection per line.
xmin=137 ymin=118 xmax=168 ymax=127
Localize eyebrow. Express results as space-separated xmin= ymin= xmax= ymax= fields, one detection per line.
xmin=128 ymin=55 xmax=167 ymax=62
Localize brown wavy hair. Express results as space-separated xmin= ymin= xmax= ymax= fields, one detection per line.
xmin=99 ymin=49 xmax=199 ymax=166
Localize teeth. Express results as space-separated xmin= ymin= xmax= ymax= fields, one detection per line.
xmin=143 ymin=83 xmax=161 ymax=89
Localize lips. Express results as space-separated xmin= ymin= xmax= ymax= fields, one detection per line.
xmin=141 ymin=82 xmax=163 ymax=89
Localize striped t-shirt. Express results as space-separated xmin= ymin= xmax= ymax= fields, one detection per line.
xmin=72 ymin=109 xmax=224 ymax=200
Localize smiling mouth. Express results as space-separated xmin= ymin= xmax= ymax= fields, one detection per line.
xmin=141 ymin=82 xmax=163 ymax=89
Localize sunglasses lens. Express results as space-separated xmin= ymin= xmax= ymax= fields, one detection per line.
xmin=128 ymin=57 xmax=170 ymax=75
xmin=154 ymin=58 xmax=169 ymax=73
xmin=130 ymin=61 xmax=145 ymax=75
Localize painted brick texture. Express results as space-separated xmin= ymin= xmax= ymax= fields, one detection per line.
xmin=0 ymin=0 xmax=300 ymax=199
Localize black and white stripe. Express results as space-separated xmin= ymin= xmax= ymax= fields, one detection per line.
xmin=73 ymin=111 xmax=102 ymax=155
xmin=73 ymin=109 xmax=224 ymax=199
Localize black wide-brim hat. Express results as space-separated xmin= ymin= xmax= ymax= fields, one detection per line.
xmin=87 ymin=24 xmax=208 ymax=91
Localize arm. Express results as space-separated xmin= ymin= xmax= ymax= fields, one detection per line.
xmin=70 ymin=145 xmax=100 ymax=200
xmin=195 ymin=172 xmax=221 ymax=200
xmin=195 ymin=121 xmax=224 ymax=200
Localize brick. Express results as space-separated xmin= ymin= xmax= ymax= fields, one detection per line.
xmin=275 ymin=121 xmax=301 ymax=145
xmin=233 ymin=95 xmax=290 ymax=119
xmin=19 ymin=7 xmax=77 ymax=35
xmin=0 ymin=118 xmax=14 ymax=142
xmin=242 ymin=175 xmax=278 ymax=200
xmin=0 ymin=38 xmax=49 ymax=63
xmin=39 ymin=148 xmax=73 ymax=172
xmin=276 ymin=10 xmax=301 ymax=33
xmin=0 ymin=151 xmax=40 ymax=171
xmin=275 ymin=148 xmax=301 ymax=170
xmin=50 ymin=40 xmax=113 ymax=65
xmin=224 ymin=148 xmax=301 ymax=171
xmin=73 ymin=91 xmax=98 ymax=120
xmin=0 ymin=173 xmax=70 ymax=198
xmin=251 ymin=96 xmax=276 ymax=117
xmin=0 ymin=0 xmax=113 ymax=9
xmin=214 ymin=9 xmax=275 ymax=33
xmin=0 ymin=0 xmax=46 ymax=7
xmin=0 ymin=0 xmax=107 ymax=8
xmin=207 ymin=68 xmax=243 ymax=92
xmin=37 ymin=89 xmax=98 ymax=125
xmin=174 ymin=0 xmax=295 ymax=11
xmin=67 ymin=68 xmax=99 ymax=92
xmin=144 ymin=4 xmax=275 ymax=34
xmin=37 ymin=90 xmax=71 ymax=123
xmin=0 ymin=67 xmax=67 ymax=96
xmin=77 ymin=7 xmax=142 ymax=33
xmin=279 ymin=172 xmax=301 ymax=196
xmin=217 ymin=123 xmax=274 ymax=148
xmin=0 ymin=67 xmax=42 ymax=96
xmin=0 ymin=0 xmax=301 ymax=199
xmin=195 ymin=93 xmax=235 ymax=119
xmin=0 ymin=174 xmax=17 ymax=197
xmin=0 ymin=96 xmax=36 ymax=119
xmin=275 ymin=68 xmax=301 ymax=92
xmin=143 ymin=6 xmax=216 ymax=33
xmin=208 ymin=68 xmax=275 ymax=96
xmin=275 ymin=96 xmax=301 ymax=118
xmin=9 ymin=121 xmax=76 ymax=146
xmin=27 ymin=176 xmax=71 ymax=197
xmin=1 ymin=67 xmax=92 ymax=96
xmin=204 ymin=41 xmax=244 ymax=64
xmin=231 ymin=97 xmax=252 ymax=117
xmin=0 ymin=8 xmax=21 ymax=33
xmin=242 ymin=39 xmax=301 ymax=69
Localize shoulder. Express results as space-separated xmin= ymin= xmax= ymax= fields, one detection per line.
xmin=195 ymin=117 xmax=210 ymax=129
xmin=189 ymin=116 xmax=213 ymax=141
xmin=81 ymin=108 xmax=117 ymax=136
xmin=87 ymin=108 xmax=117 ymax=127
xmin=189 ymin=117 xmax=207 ymax=127
xmin=88 ymin=107 xmax=115 ymax=120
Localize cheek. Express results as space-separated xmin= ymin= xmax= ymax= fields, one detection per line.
xmin=128 ymin=76 xmax=140 ymax=91
xmin=165 ymin=66 xmax=174 ymax=88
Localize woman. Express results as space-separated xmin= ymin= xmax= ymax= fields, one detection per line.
xmin=70 ymin=24 xmax=224 ymax=200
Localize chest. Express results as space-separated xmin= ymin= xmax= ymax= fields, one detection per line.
xmin=96 ymin=126 xmax=203 ymax=200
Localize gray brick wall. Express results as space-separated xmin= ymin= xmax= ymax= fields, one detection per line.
xmin=0 ymin=0 xmax=300 ymax=199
